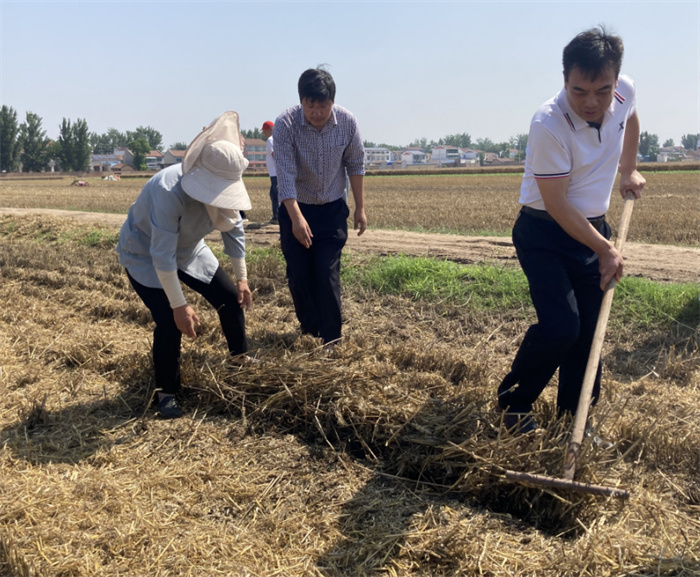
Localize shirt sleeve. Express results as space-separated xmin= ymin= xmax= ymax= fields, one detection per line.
xmin=617 ymin=74 xmax=636 ymax=119
xmin=155 ymin=268 xmax=187 ymax=308
xmin=528 ymin=121 xmax=571 ymax=180
xmin=273 ymin=112 xmax=298 ymax=202
xmin=221 ymin=217 xmax=246 ymax=261
xmin=229 ymin=257 xmax=247 ymax=281
xmin=343 ymin=117 xmax=366 ymax=176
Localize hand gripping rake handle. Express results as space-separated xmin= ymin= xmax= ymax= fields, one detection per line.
xmin=563 ymin=191 xmax=636 ymax=481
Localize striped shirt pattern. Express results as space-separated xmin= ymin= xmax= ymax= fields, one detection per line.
xmin=274 ymin=104 xmax=365 ymax=205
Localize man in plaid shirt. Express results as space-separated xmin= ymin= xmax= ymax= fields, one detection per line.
xmin=273 ymin=68 xmax=367 ymax=346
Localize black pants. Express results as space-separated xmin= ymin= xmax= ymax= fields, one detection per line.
xmin=497 ymin=209 xmax=611 ymax=415
xmin=279 ymin=198 xmax=349 ymax=344
xmin=127 ymin=267 xmax=247 ymax=394
xmin=269 ymin=176 xmax=279 ymax=220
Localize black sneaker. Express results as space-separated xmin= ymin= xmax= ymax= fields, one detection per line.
xmin=502 ymin=412 xmax=538 ymax=434
xmin=156 ymin=395 xmax=183 ymax=419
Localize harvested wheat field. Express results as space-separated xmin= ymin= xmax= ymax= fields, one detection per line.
xmin=1 ymin=167 xmax=699 ymax=244
xmin=0 ymin=169 xmax=699 ymax=576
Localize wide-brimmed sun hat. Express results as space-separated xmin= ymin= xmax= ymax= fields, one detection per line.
xmin=181 ymin=111 xmax=252 ymax=210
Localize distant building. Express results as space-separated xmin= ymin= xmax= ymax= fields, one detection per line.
xmin=111 ymin=163 xmax=136 ymax=175
xmin=114 ymin=147 xmax=134 ymax=167
xmin=91 ymin=153 xmax=121 ymax=172
xmin=243 ymin=138 xmax=266 ymax=170
xmin=401 ymin=149 xmax=427 ymax=166
xmin=431 ymin=145 xmax=460 ymax=165
xmin=657 ymin=145 xmax=687 ymax=163
xmin=459 ymin=148 xmax=479 ymax=165
xmin=146 ymin=150 xmax=164 ymax=171
xmin=91 ymin=147 xmax=133 ymax=172
xmin=365 ymin=147 xmax=392 ymax=167
xmin=163 ymin=149 xmax=185 ymax=167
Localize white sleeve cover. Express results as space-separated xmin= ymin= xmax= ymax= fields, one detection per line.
xmin=155 ymin=268 xmax=188 ymax=309
xmin=230 ymin=257 xmax=247 ymax=281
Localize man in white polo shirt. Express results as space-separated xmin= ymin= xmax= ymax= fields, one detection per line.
xmin=261 ymin=120 xmax=279 ymax=224
xmin=497 ymin=26 xmax=646 ymax=433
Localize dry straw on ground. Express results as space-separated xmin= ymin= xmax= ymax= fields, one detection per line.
xmin=0 ymin=190 xmax=698 ymax=575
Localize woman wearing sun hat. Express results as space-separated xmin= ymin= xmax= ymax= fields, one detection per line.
xmin=117 ymin=111 xmax=253 ymax=419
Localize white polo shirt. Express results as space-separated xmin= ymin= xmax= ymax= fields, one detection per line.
xmin=519 ymin=74 xmax=636 ymax=218
xmin=265 ymin=136 xmax=276 ymax=177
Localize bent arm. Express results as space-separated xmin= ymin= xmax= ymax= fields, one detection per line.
xmin=618 ymin=111 xmax=646 ymax=199
xmin=537 ymin=177 xmax=623 ymax=289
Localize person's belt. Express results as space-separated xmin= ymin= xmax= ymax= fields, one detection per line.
xmin=521 ymin=205 xmax=606 ymax=228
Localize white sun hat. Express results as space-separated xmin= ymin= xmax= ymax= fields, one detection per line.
xmin=181 ymin=111 xmax=252 ymax=210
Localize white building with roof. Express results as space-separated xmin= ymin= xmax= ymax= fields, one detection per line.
xmin=365 ymin=147 xmax=392 ymax=167
xmin=401 ymin=150 xmax=427 ymax=166
xmin=431 ymin=145 xmax=460 ymax=165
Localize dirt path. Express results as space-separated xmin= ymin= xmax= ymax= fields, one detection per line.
xmin=3 ymin=207 xmax=698 ymax=284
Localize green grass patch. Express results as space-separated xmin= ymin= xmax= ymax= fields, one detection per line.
xmin=0 ymin=219 xmax=18 ymax=234
xmin=209 ymin=245 xmax=287 ymax=280
xmin=55 ymin=228 xmax=120 ymax=248
xmin=7 ymin=220 xmax=696 ymax=333
xmin=246 ymin=246 xmax=287 ymax=279
xmin=351 ymin=254 xmax=699 ymax=331
xmin=77 ymin=229 xmax=120 ymax=248
xmin=0 ymin=219 xmax=120 ymax=248
xmin=612 ymin=277 xmax=699 ymax=330
xmin=355 ymin=255 xmax=530 ymax=310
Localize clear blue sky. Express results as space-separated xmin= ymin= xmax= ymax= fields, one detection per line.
xmin=1 ymin=1 xmax=698 ymax=149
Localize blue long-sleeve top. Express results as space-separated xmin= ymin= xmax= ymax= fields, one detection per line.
xmin=116 ymin=164 xmax=245 ymax=288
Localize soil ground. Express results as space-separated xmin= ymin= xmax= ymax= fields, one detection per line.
xmin=2 ymin=207 xmax=697 ymax=284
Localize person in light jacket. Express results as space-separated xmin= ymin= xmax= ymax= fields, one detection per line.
xmin=117 ymin=111 xmax=254 ymax=419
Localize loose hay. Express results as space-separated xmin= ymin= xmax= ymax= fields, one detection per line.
xmin=1 ymin=214 xmax=699 ymax=576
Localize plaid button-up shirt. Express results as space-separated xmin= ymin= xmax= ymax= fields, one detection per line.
xmin=274 ymin=104 xmax=365 ymax=205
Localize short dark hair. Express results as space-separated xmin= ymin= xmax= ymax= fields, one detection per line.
xmin=298 ymin=68 xmax=336 ymax=103
xmin=563 ymin=25 xmax=624 ymax=81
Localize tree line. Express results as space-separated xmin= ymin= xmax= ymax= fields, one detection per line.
xmin=1 ymin=104 xmax=697 ymax=173
xmin=638 ymin=132 xmax=698 ymax=160
xmin=0 ymin=106 xmax=174 ymax=173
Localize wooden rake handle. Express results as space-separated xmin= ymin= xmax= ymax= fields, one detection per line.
xmin=563 ymin=191 xmax=636 ymax=481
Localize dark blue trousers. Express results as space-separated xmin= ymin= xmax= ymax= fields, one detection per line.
xmin=127 ymin=267 xmax=247 ymax=394
xmin=497 ymin=209 xmax=611 ymax=415
xmin=269 ymin=176 xmax=279 ymax=220
xmin=279 ymin=198 xmax=349 ymax=344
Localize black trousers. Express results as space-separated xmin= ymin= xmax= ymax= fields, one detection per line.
xmin=279 ymin=198 xmax=349 ymax=344
xmin=127 ymin=267 xmax=247 ymax=394
xmin=497 ymin=209 xmax=611 ymax=415
xmin=269 ymin=176 xmax=279 ymax=220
